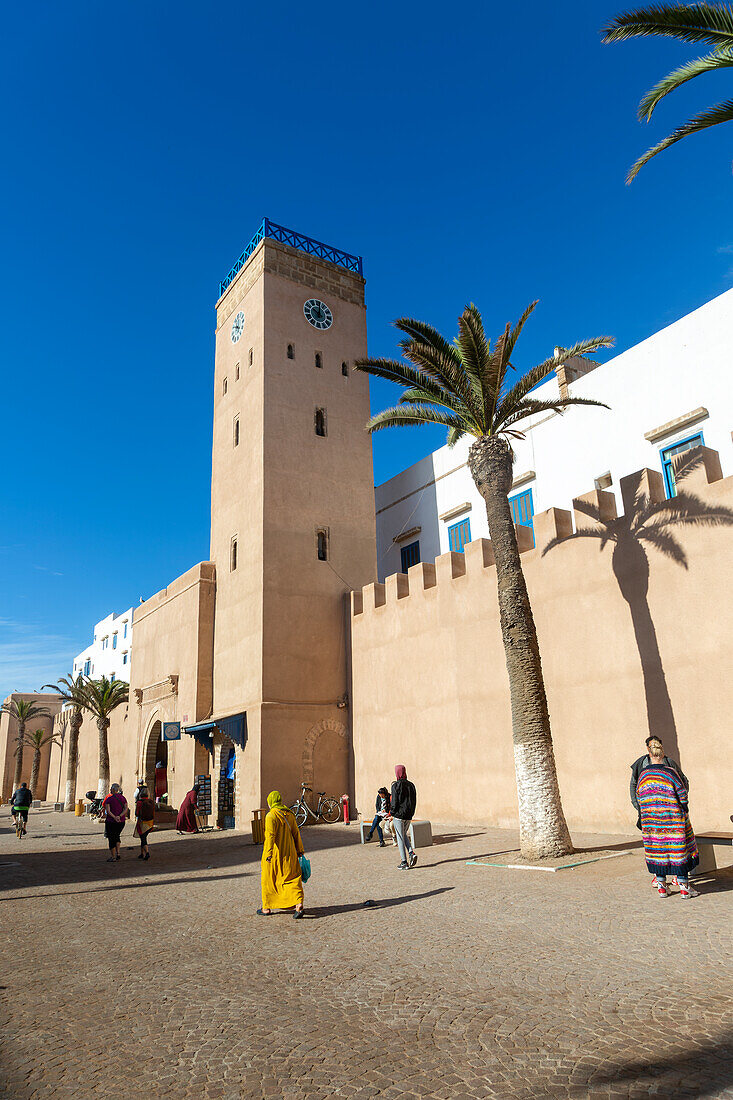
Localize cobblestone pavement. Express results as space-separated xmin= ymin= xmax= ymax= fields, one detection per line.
xmin=1 ymin=809 xmax=731 ymax=1099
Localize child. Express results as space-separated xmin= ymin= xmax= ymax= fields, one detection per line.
xmin=365 ymin=787 xmax=391 ymax=846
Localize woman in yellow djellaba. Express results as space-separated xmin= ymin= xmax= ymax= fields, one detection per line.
xmin=259 ymin=791 xmax=306 ymax=918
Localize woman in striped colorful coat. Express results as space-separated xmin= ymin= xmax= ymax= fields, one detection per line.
xmin=636 ymin=744 xmax=699 ymax=899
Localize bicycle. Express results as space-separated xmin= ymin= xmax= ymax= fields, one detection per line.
xmin=12 ymin=809 xmax=28 ymax=839
xmin=290 ymin=783 xmax=341 ymax=827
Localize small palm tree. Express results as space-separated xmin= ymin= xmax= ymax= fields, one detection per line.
xmin=0 ymin=698 xmax=52 ymax=790
xmin=64 ymin=677 xmax=129 ymax=797
xmin=26 ymin=728 xmax=61 ymax=800
xmin=356 ymin=303 xmax=613 ymax=859
xmin=43 ymin=673 xmax=86 ymax=811
xmin=602 ymin=2 xmax=733 ymax=182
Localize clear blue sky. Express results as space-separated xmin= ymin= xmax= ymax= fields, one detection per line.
xmin=1 ymin=0 xmax=731 ymax=699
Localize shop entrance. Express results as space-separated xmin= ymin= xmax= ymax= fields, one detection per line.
xmin=217 ymin=737 xmax=236 ymax=828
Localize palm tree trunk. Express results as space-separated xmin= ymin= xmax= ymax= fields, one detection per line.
xmin=97 ymin=718 xmax=110 ymax=798
xmin=468 ymin=434 xmax=573 ymax=859
xmin=30 ymin=747 xmax=42 ymax=798
xmin=64 ymin=711 xmax=82 ymax=811
xmin=13 ymin=722 xmax=25 ymax=790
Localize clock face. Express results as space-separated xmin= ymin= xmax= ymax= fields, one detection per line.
xmin=303 ymin=299 xmax=333 ymax=331
xmin=230 ymin=311 xmax=245 ymax=343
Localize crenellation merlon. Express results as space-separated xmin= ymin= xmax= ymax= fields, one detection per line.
xmin=352 ymin=445 xmax=731 ymax=619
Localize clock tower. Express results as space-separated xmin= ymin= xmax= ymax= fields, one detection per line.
xmin=209 ymin=221 xmax=376 ymax=817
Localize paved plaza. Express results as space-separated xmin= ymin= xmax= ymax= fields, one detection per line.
xmin=1 ymin=809 xmax=731 ymax=1099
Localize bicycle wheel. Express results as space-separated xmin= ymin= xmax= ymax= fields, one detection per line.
xmin=320 ymin=797 xmax=341 ymax=824
xmin=293 ymin=803 xmax=308 ymax=828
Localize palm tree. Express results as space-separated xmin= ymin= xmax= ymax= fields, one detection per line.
xmin=26 ymin=728 xmax=61 ymax=800
xmin=355 ymin=303 xmax=613 ymax=859
xmin=0 ymin=698 xmax=52 ymax=790
xmin=43 ymin=673 xmax=86 ymax=811
xmin=602 ymin=3 xmax=733 ymax=182
xmin=542 ymin=455 xmax=733 ymax=753
xmin=62 ymin=676 xmax=129 ymax=797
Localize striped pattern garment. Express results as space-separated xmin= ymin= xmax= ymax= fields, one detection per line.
xmin=636 ymin=764 xmax=699 ymax=878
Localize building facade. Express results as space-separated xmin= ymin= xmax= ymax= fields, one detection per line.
xmin=72 ymin=609 xmax=133 ymax=683
xmin=43 ymin=226 xmax=733 ymax=840
xmin=376 ymin=289 xmax=733 ymax=580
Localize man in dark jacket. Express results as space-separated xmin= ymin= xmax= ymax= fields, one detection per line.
xmin=11 ymin=782 xmax=33 ymax=834
xmin=630 ymin=736 xmax=688 ymax=815
xmin=391 ymin=765 xmax=417 ymax=869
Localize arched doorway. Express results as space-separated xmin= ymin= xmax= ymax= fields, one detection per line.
xmin=143 ymin=720 xmax=169 ymax=803
xmin=302 ymin=718 xmax=348 ymax=799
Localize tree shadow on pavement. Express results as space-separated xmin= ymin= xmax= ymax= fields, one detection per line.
xmin=432 ymin=831 xmax=485 ymax=845
xmin=428 ymin=849 xmax=518 ymax=867
xmin=303 ymin=886 xmax=454 ymax=918
xmin=0 ymin=821 xmax=360 ymax=893
xmin=2 ymin=871 xmax=250 ymax=902
xmin=566 ymin=1029 xmax=733 ymax=1098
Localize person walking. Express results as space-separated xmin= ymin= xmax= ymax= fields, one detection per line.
xmin=391 ymin=765 xmax=418 ymax=870
xmin=135 ymin=785 xmax=155 ymax=861
xmin=103 ymin=783 xmax=129 ymax=862
xmin=258 ymin=791 xmax=306 ymax=919
xmin=176 ymin=786 xmax=199 ymax=833
xmin=365 ymin=787 xmax=391 ymax=846
xmin=636 ymin=742 xmax=699 ymax=899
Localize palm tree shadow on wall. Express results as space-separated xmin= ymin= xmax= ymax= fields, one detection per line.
xmin=542 ymin=453 xmax=733 ymax=765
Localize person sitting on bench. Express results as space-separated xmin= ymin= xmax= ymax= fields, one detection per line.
xmin=365 ymin=787 xmax=391 ymax=846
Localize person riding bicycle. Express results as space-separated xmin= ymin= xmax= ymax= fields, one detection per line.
xmin=11 ymin=782 xmax=33 ymax=834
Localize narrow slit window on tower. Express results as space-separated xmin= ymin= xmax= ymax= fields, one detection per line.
xmin=222 ymin=377 xmax=228 ymax=395
xmin=342 ymin=361 xmax=349 ymax=377
xmin=235 ymin=362 xmax=240 ymax=381
xmin=230 ymin=535 xmax=238 ymax=572
xmin=233 ymin=415 xmax=240 ymax=447
xmin=315 ymin=407 xmax=327 ymax=437
xmin=287 ymin=343 xmax=294 ymax=360
xmin=249 ymin=348 xmax=253 ymax=367
xmin=317 ymin=527 xmax=329 ymax=561
xmin=315 ymin=352 xmax=323 ymax=369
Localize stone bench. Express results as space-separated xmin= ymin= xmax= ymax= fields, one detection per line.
xmin=359 ymin=818 xmax=432 ymax=847
xmin=693 ymin=831 xmax=733 ymax=875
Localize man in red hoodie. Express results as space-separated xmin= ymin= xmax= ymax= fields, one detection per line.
xmin=390 ymin=765 xmax=418 ymax=870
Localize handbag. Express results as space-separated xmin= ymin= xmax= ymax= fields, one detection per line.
xmin=298 ymin=855 xmax=311 ymax=883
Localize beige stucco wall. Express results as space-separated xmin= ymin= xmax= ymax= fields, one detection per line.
xmin=1 ymin=693 xmax=62 ymax=801
xmin=351 ymin=450 xmax=733 ymax=835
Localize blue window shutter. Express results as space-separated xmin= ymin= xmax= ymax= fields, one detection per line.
xmin=509 ymin=489 xmax=535 ymax=546
xmin=448 ymin=518 xmax=471 ymax=552
xmin=400 ymin=541 xmax=420 ymax=571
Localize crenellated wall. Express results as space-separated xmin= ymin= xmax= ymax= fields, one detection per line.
xmin=351 ymin=446 xmax=733 ymax=835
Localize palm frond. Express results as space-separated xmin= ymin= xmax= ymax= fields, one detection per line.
xmin=398 ymin=386 xmax=468 ymax=415
xmin=354 ymin=356 xmax=443 ymax=392
xmin=638 ymin=48 xmax=733 ymax=119
xmin=602 ymin=4 xmax=733 ymax=48
xmin=495 ymin=338 xmax=614 ymax=428
xmin=365 ymin=404 xmax=477 ymax=439
xmin=627 ymin=97 xmax=733 ymax=182
xmin=399 ymin=338 xmax=482 ymax=419
xmin=503 ymin=300 xmax=539 ymax=367
xmin=498 ymin=395 xmax=611 ymax=432
xmin=641 ymin=491 xmax=733 ymax=528
xmin=455 ymin=304 xmax=490 ymax=393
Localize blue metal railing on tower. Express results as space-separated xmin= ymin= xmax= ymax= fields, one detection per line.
xmin=218 ymin=218 xmax=363 ymax=296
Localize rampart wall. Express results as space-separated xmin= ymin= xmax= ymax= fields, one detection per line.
xmin=351 ymin=447 xmax=733 ymax=835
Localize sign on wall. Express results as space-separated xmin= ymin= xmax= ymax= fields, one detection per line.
xmin=162 ymin=721 xmax=181 ymax=741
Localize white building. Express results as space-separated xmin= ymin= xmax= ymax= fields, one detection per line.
xmin=72 ymin=609 xmax=133 ymax=684
xmin=376 ymin=288 xmax=733 ymax=580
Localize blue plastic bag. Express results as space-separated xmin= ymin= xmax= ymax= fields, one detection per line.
xmin=299 ymin=855 xmax=311 ymax=883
